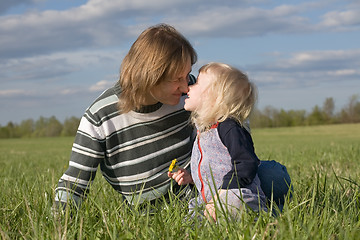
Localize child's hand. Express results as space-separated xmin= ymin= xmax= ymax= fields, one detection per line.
xmin=204 ymin=189 xmax=226 ymax=223
xmin=204 ymin=202 xmax=216 ymax=222
xmin=167 ymin=168 xmax=194 ymax=185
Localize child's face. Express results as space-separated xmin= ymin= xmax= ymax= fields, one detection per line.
xmin=184 ymin=71 xmax=213 ymax=112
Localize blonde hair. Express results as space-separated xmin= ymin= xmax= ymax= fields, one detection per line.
xmin=118 ymin=24 xmax=197 ymax=112
xmin=192 ymin=62 xmax=257 ymax=131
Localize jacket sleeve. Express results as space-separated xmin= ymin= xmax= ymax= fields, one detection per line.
xmin=218 ymin=119 xmax=259 ymax=189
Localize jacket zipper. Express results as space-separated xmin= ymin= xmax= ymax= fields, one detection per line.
xmin=197 ymin=130 xmax=207 ymax=203
xmin=197 ymin=123 xmax=219 ymax=204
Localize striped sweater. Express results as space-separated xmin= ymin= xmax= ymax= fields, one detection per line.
xmin=55 ymin=80 xmax=195 ymax=207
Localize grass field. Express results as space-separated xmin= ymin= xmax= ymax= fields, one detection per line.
xmin=0 ymin=124 xmax=359 ymax=239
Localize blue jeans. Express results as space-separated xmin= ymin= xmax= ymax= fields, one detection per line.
xmin=257 ymin=160 xmax=293 ymax=211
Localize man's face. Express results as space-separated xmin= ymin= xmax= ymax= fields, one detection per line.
xmin=148 ymin=59 xmax=192 ymax=106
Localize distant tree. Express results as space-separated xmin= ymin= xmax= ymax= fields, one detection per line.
xmin=6 ymin=122 xmax=17 ymax=138
xmin=323 ymin=97 xmax=335 ymax=123
xmin=61 ymin=117 xmax=80 ymax=136
xmin=0 ymin=126 xmax=10 ymax=138
xmin=47 ymin=116 xmax=63 ymax=137
xmin=340 ymin=94 xmax=360 ymax=123
xmin=32 ymin=116 xmax=62 ymax=137
xmin=277 ymin=109 xmax=293 ymax=127
xmin=307 ymin=105 xmax=325 ymax=125
xmin=251 ymin=107 xmax=306 ymax=128
xmin=288 ymin=109 xmax=307 ymax=126
xmin=250 ymin=108 xmax=271 ymax=128
xmin=33 ymin=116 xmax=47 ymax=137
xmin=18 ymin=119 xmax=35 ymax=137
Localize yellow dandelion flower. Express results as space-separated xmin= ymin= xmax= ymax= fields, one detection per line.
xmin=169 ymin=159 xmax=179 ymax=172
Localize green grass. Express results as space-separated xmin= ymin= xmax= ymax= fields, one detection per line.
xmin=0 ymin=124 xmax=359 ymax=239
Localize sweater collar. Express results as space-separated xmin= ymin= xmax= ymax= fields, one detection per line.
xmin=134 ymin=102 xmax=163 ymax=113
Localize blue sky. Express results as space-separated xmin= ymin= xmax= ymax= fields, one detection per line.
xmin=1 ymin=0 xmax=359 ymax=125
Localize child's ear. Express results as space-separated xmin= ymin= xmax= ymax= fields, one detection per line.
xmin=201 ymin=89 xmax=211 ymax=101
xmin=204 ymin=85 xmax=212 ymax=94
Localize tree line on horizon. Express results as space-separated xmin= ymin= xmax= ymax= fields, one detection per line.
xmin=0 ymin=95 xmax=359 ymax=139
xmin=250 ymin=94 xmax=360 ymax=128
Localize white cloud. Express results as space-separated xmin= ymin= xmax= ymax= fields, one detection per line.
xmin=60 ymin=88 xmax=80 ymax=95
xmin=247 ymin=49 xmax=360 ymax=89
xmin=89 ymin=80 xmax=115 ymax=92
xmin=254 ymin=49 xmax=360 ymax=70
xmin=320 ymin=9 xmax=360 ymax=29
xmin=0 ymin=3 xmax=129 ymax=58
xmin=0 ymin=56 xmax=76 ymax=83
xmin=0 ymin=0 xmax=195 ymax=58
xmin=170 ymin=2 xmax=356 ymax=38
xmin=1 ymin=0 xmax=360 ymax=59
xmin=0 ymin=49 xmax=123 ymax=84
xmin=331 ymin=69 xmax=357 ymax=76
xmin=0 ymin=89 xmax=27 ymax=97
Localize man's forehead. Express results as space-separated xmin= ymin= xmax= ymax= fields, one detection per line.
xmin=177 ymin=61 xmax=192 ymax=77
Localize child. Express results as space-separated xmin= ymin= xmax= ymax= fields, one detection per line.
xmin=169 ymin=62 xmax=267 ymax=222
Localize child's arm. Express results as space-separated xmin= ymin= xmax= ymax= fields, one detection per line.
xmin=218 ymin=119 xmax=259 ymax=188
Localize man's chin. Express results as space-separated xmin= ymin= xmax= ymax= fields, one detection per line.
xmin=166 ymin=98 xmax=181 ymax=106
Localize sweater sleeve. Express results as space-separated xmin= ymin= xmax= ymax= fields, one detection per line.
xmin=218 ymin=119 xmax=259 ymax=189
xmin=54 ymin=104 xmax=106 ymax=210
xmin=55 ymin=116 xmax=104 ymax=210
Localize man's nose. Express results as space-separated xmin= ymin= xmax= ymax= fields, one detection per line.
xmin=179 ymin=78 xmax=189 ymax=93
